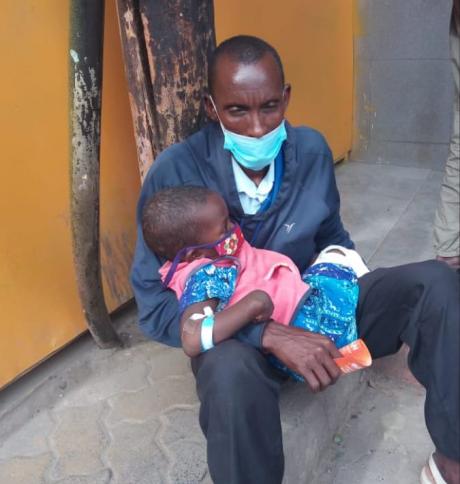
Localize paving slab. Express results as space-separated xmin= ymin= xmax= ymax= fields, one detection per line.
xmin=0 ymin=410 xmax=54 ymax=460
xmin=0 ymin=453 xmax=52 ymax=484
xmin=106 ymin=376 xmax=197 ymax=426
xmin=160 ymin=407 xmax=204 ymax=446
xmin=105 ymin=420 xmax=167 ymax=484
xmin=49 ymin=403 xmax=110 ymax=480
xmin=146 ymin=347 xmax=192 ymax=381
xmin=55 ymin=350 xmax=150 ymax=409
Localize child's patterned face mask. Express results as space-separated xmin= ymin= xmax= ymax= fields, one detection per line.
xmin=213 ymin=224 xmax=245 ymax=256
xmin=162 ymin=223 xmax=245 ymax=287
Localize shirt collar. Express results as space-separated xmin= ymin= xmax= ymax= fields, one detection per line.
xmin=232 ymin=158 xmax=275 ymax=198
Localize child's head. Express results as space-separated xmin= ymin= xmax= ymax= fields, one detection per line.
xmin=142 ymin=186 xmax=233 ymax=260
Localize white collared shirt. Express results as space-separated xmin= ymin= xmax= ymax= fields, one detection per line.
xmin=232 ymin=158 xmax=275 ymax=215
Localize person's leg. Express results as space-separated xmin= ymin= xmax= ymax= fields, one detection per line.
xmin=357 ymin=260 xmax=459 ymax=481
xmin=191 ymin=339 xmax=285 ymax=484
xmin=434 ymin=12 xmax=460 ymax=270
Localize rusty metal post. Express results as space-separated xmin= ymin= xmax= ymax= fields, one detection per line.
xmin=69 ymin=0 xmax=121 ymax=348
xmin=116 ymin=0 xmax=216 ymax=180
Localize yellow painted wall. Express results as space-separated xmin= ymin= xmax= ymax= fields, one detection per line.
xmin=0 ymin=1 xmax=140 ymax=388
xmin=215 ymin=0 xmax=353 ymax=160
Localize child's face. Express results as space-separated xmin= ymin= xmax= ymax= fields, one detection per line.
xmin=195 ymin=193 xmax=233 ymax=246
xmin=182 ymin=193 xmax=236 ymax=261
xmin=172 ymin=192 xmax=244 ymax=265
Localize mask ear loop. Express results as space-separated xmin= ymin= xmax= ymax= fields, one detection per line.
xmin=208 ymin=95 xmax=219 ymax=118
xmin=208 ymin=95 xmax=227 ymax=132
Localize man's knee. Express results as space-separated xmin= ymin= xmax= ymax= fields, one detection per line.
xmin=401 ymin=261 xmax=459 ymax=343
xmin=411 ymin=260 xmax=458 ymax=295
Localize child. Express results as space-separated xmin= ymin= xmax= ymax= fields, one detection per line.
xmin=142 ymin=186 xmax=369 ymax=380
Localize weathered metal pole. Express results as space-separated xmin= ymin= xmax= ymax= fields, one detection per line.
xmin=69 ymin=0 xmax=121 ymax=348
xmin=116 ymin=0 xmax=216 ymax=180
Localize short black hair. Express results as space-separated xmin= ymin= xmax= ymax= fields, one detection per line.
xmin=142 ymin=186 xmax=215 ymax=260
xmin=208 ymin=35 xmax=285 ymax=95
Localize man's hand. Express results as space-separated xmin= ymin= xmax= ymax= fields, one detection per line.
xmin=262 ymin=322 xmax=342 ymax=392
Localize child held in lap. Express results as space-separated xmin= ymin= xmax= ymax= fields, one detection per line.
xmin=142 ymin=186 xmax=369 ymax=380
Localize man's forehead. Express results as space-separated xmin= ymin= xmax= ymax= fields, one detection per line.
xmin=213 ymin=53 xmax=283 ymax=92
xmin=231 ymin=63 xmax=270 ymax=86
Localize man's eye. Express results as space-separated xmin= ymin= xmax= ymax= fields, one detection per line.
xmin=228 ymin=107 xmax=246 ymax=115
xmin=262 ymin=102 xmax=278 ymax=111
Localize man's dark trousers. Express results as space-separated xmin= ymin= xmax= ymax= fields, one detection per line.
xmin=191 ymin=260 xmax=460 ymax=484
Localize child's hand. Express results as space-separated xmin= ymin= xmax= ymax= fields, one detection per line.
xmin=246 ymin=290 xmax=274 ymax=323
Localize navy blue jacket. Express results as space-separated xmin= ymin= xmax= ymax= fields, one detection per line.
xmin=131 ymin=121 xmax=354 ymax=348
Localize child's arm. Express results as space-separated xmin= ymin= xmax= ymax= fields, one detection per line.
xmin=180 ymin=290 xmax=274 ymax=357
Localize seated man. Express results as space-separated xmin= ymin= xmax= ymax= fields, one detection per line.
xmin=131 ymin=35 xmax=460 ymax=484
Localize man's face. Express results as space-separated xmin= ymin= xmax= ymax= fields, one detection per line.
xmin=205 ymin=53 xmax=291 ymax=138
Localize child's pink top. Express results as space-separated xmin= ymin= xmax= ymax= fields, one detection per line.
xmin=159 ymin=241 xmax=310 ymax=325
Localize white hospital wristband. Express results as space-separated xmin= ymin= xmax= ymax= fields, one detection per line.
xmin=200 ymin=315 xmax=215 ymax=352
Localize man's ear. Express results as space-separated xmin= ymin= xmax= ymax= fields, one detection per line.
xmin=203 ymin=94 xmax=218 ymax=122
xmin=282 ymin=84 xmax=292 ymax=111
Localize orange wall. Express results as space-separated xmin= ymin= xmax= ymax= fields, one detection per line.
xmin=215 ymin=0 xmax=353 ymax=160
xmin=99 ymin=1 xmax=141 ymax=308
xmin=0 ymin=1 xmax=140 ymax=388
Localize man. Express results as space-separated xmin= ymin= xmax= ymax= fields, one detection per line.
xmin=131 ymin=36 xmax=459 ymax=484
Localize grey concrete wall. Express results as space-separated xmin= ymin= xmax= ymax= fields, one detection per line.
xmin=352 ymin=0 xmax=455 ymax=170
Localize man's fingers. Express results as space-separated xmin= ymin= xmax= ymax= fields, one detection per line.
xmin=301 ymin=332 xmax=342 ymax=359
xmin=312 ymin=345 xmax=342 ymax=382
xmin=318 ymin=337 xmax=342 ymax=359
xmin=322 ymin=356 xmax=341 ymax=383
xmin=301 ymin=349 xmax=341 ymax=390
xmin=311 ymin=364 xmax=332 ymax=390
xmin=302 ymin=370 xmax=321 ymax=393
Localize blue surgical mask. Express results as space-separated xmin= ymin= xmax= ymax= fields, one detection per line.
xmin=210 ymin=97 xmax=287 ymax=171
